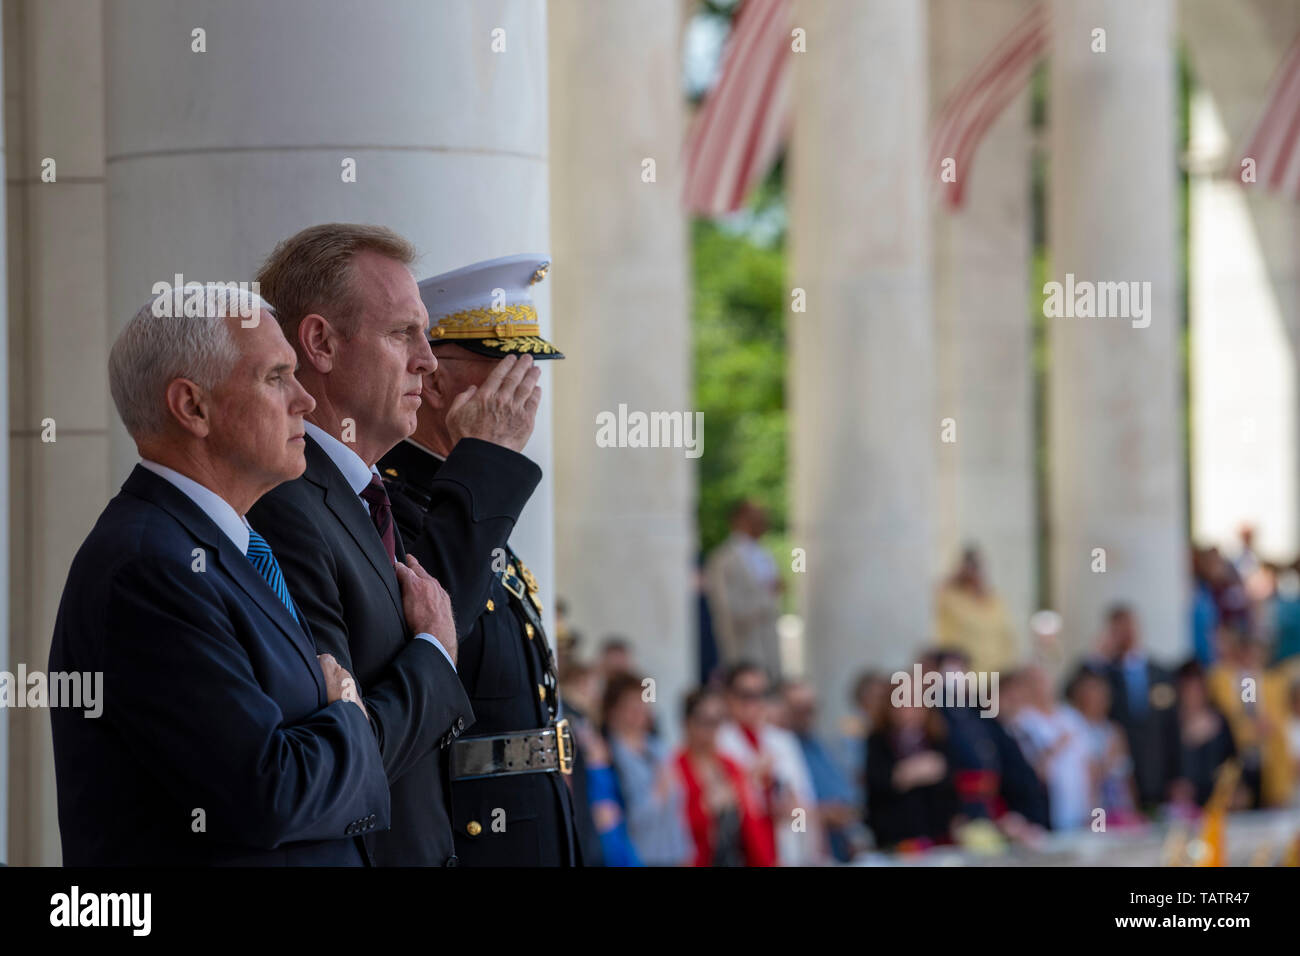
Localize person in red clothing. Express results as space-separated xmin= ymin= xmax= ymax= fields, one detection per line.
xmin=675 ymin=688 xmax=776 ymax=867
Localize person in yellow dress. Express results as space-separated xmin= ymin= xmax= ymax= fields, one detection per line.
xmin=1206 ymin=628 xmax=1295 ymax=808
xmin=935 ymin=546 xmax=1017 ymax=674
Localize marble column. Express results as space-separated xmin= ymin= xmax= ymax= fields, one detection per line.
xmin=1047 ymin=0 xmax=1187 ymax=660
xmin=0 ymin=0 xmax=8 ymax=865
xmin=4 ymin=0 xmax=110 ymax=865
xmin=548 ymin=0 xmax=694 ymax=737
xmin=789 ymin=0 xmax=935 ymax=731
xmin=1183 ymin=0 xmax=1300 ymax=562
xmin=930 ymin=0 xmax=1036 ymax=644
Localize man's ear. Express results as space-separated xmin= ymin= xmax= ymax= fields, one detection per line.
xmin=297 ymin=313 xmax=336 ymax=374
xmin=163 ymin=378 xmax=211 ymax=438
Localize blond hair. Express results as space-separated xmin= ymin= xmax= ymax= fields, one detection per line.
xmin=255 ymin=223 xmax=416 ymax=343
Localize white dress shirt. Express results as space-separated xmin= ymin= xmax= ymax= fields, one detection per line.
xmin=304 ymin=421 xmax=455 ymax=670
xmin=139 ymin=459 xmax=251 ymax=554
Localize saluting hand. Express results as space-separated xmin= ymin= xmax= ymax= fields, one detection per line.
xmin=394 ymin=554 xmax=459 ymax=666
xmin=445 ymin=353 xmax=542 ymax=453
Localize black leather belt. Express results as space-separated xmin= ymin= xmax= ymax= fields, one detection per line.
xmin=450 ymin=719 xmax=573 ymax=781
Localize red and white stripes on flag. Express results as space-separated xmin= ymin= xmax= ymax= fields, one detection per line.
xmin=929 ymin=2 xmax=1047 ymax=211
xmin=1241 ymin=33 xmax=1300 ymax=197
xmin=682 ymin=0 xmax=793 ymax=217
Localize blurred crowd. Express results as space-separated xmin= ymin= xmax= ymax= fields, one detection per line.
xmin=555 ymin=510 xmax=1300 ymax=865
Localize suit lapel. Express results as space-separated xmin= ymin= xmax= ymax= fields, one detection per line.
xmin=303 ymin=437 xmax=406 ymax=624
xmin=216 ymin=540 xmax=326 ymax=696
xmin=123 ymin=466 xmax=326 ymax=697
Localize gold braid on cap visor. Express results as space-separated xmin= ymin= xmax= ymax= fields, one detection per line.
xmin=429 ymin=303 xmax=559 ymax=354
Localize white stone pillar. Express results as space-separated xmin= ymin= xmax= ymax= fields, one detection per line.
xmin=790 ymin=0 xmax=935 ymax=730
xmin=549 ymin=0 xmax=694 ymax=736
xmin=0 ymin=0 xmax=9 ymax=865
xmin=104 ymin=0 xmax=555 ymax=615
xmin=1047 ymin=0 xmax=1187 ymax=660
xmin=4 ymin=0 xmax=110 ymax=865
xmin=930 ymin=0 xmax=1036 ymax=642
xmin=1188 ymin=92 xmax=1298 ymax=563
xmin=1183 ymin=0 xmax=1300 ymax=562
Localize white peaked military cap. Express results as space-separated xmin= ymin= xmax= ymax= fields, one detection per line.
xmin=419 ymin=254 xmax=563 ymax=359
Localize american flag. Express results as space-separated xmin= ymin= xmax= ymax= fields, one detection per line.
xmin=1241 ymin=33 xmax=1300 ymax=196
xmin=929 ymin=2 xmax=1047 ymax=211
xmin=682 ymin=0 xmax=793 ymax=217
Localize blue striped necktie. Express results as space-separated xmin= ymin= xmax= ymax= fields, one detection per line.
xmin=246 ymin=527 xmax=299 ymax=623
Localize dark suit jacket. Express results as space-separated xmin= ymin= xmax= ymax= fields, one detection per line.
xmin=249 ymin=435 xmax=474 ymax=866
xmin=381 ymin=437 xmax=581 ymax=865
xmin=1106 ymin=658 xmax=1180 ymax=806
xmin=49 ymin=466 xmax=388 ymax=866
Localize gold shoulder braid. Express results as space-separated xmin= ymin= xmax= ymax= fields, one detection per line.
xmin=498 ymin=553 xmax=557 ymax=686
xmin=516 ymin=560 xmax=540 ymax=594
xmin=516 ymin=557 xmax=543 ymax=612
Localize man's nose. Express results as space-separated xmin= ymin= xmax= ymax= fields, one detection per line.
xmin=293 ymin=380 xmax=316 ymax=415
xmin=413 ymin=332 xmax=435 ymax=374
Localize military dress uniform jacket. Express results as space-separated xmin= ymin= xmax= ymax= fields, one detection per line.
xmin=380 ymin=437 xmax=581 ymax=866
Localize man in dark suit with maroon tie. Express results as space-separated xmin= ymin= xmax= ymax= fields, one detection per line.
xmin=249 ymin=224 xmax=474 ymax=866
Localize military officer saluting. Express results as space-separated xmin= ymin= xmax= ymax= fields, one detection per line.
xmin=379 ymin=255 xmax=582 ymax=866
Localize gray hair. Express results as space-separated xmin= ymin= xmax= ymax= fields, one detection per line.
xmin=109 ymin=284 xmax=271 ymax=439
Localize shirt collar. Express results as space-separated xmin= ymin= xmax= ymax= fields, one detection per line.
xmin=304 ymin=420 xmax=380 ymax=494
xmin=139 ymin=459 xmax=251 ymax=555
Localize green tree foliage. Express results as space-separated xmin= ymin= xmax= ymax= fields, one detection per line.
xmin=691 ymin=167 xmax=788 ymax=554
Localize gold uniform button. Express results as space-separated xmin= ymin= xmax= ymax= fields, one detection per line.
xmin=525 ymin=623 xmax=535 ymax=640
xmin=538 ymin=684 xmax=546 ymax=700
xmin=485 ymin=599 xmax=495 ymax=612
xmin=466 ymin=821 xmax=482 ymax=837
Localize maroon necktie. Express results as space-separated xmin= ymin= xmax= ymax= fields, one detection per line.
xmin=358 ymin=474 xmax=397 ymax=564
